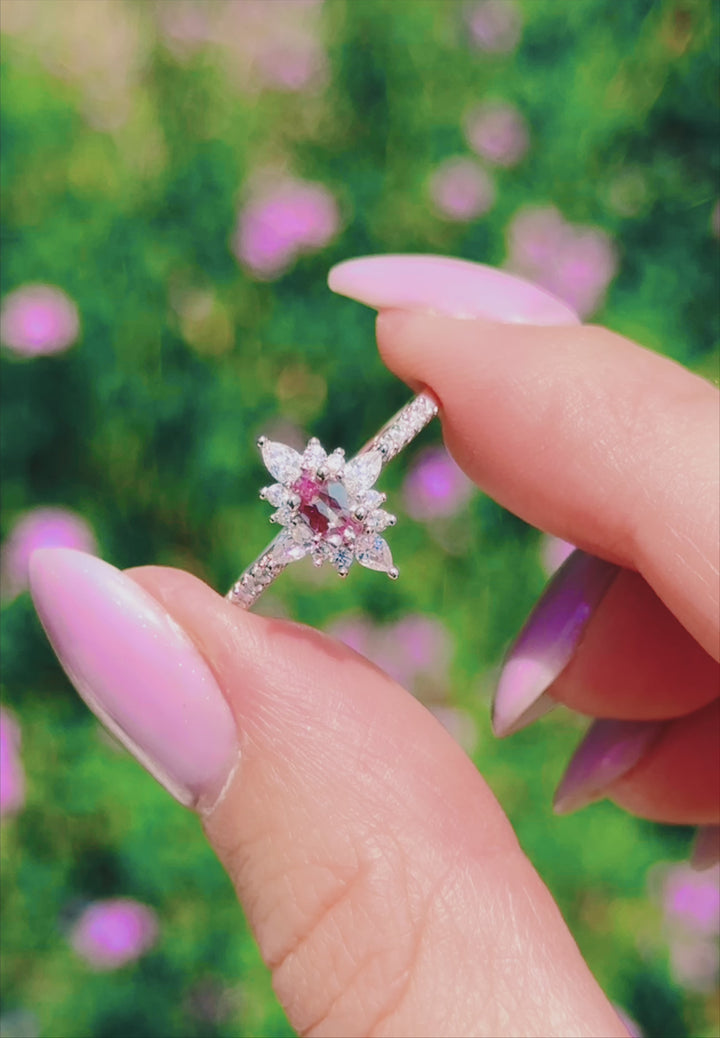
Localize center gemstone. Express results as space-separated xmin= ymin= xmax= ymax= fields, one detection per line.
xmin=293 ymin=473 xmax=362 ymax=540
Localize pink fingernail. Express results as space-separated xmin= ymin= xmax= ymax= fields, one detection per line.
xmin=29 ymin=549 xmax=239 ymax=810
xmin=492 ymin=551 xmax=619 ymax=737
xmin=553 ymin=718 xmax=666 ymax=815
xmin=328 ymin=254 xmax=581 ymax=325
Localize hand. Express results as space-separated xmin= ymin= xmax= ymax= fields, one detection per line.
xmin=29 ymin=256 xmax=718 ymax=1037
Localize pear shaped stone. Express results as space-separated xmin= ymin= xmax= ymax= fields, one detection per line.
xmin=355 ymin=534 xmax=394 ymax=573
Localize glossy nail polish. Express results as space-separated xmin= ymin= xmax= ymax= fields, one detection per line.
xmin=328 ymin=254 xmax=581 ymax=325
xmin=492 ymin=551 xmax=619 ymax=737
xmin=553 ymin=718 xmax=665 ymax=815
xmin=29 ymin=548 xmax=239 ymax=809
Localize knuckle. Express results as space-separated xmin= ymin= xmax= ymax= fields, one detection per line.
xmin=269 ymin=830 xmax=428 ymax=1038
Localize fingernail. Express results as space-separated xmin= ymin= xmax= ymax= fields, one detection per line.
xmin=328 ymin=255 xmax=581 ymax=325
xmin=691 ymin=826 xmax=720 ymax=871
xmin=492 ymin=551 xmax=619 ymax=737
xmin=29 ymin=548 xmax=239 ymax=810
xmin=553 ymin=718 xmax=665 ymax=815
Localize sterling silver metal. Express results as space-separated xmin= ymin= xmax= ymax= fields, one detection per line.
xmin=227 ymin=390 xmax=439 ymax=609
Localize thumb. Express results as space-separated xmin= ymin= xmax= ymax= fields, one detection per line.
xmin=30 ymin=549 xmax=628 ymax=1038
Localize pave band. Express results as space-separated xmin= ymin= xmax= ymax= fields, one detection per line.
xmin=227 ymin=390 xmax=439 ymax=609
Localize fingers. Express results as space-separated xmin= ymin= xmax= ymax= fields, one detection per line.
xmin=545 ymin=569 xmax=719 ymax=720
xmin=375 ymin=308 xmax=719 ymax=660
xmin=29 ymin=549 xmax=628 ymax=1038
xmin=554 ymin=700 xmax=720 ymax=824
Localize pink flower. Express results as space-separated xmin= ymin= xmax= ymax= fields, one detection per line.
xmin=328 ymin=614 xmax=453 ymax=696
xmin=403 ymin=447 xmax=474 ymax=521
xmin=429 ymin=158 xmax=496 ymax=221
xmin=662 ymin=864 xmax=720 ymax=937
xmin=69 ymin=899 xmax=158 ymax=971
xmin=0 ymin=709 xmax=26 ymax=818
xmin=233 ymin=177 xmax=340 ymax=279
xmin=0 ymin=284 xmax=80 ymax=357
xmin=505 ymin=206 xmax=618 ymax=318
xmin=465 ymin=100 xmax=529 ymax=167
xmin=539 ymin=535 xmax=576 ymax=576
xmin=1 ymin=509 xmax=97 ymax=601
xmin=465 ymin=1 xmax=522 ymax=54
xmin=649 ymin=861 xmax=720 ymax=994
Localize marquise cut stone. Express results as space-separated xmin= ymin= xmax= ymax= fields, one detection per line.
xmin=343 ymin=450 xmax=382 ymax=498
xmin=261 ymin=440 xmax=303 ymax=483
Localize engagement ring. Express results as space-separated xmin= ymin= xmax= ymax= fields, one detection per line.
xmin=227 ymin=390 xmax=439 ymax=608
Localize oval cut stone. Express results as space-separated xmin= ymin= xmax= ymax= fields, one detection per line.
xmin=292 ymin=476 xmax=362 ymax=541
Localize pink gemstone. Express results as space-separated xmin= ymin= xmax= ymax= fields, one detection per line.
xmin=292 ymin=476 xmax=361 ymax=541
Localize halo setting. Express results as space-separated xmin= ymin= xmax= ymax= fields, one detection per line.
xmin=228 ymin=390 xmax=439 ymax=609
xmin=258 ymin=436 xmax=398 ymax=578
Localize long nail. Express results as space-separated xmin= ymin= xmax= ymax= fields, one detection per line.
xmin=553 ymin=719 xmax=666 ymax=815
xmin=29 ymin=549 xmax=239 ymax=810
xmin=328 ymin=255 xmax=581 ymax=325
xmin=691 ymin=826 xmax=720 ymax=871
xmin=492 ymin=551 xmax=619 ymax=737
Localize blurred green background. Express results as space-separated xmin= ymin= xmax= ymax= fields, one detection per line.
xmin=1 ymin=1 xmax=718 ymax=1036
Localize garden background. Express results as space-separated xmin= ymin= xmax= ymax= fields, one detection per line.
xmin=1 ymin=1 xmax=718 ymax=1036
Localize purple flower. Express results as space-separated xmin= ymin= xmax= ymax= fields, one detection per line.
xmin=505 ymin=206 xmax=618 ymax=318
xmin=0 ymin=508 xmax=97 ymax=601
xmin=539 ymin=535 xmax=576 ymax=576
xmin=465 ymin=100 xmax=529 ymax=167
xmin=0 ymin=709 xmax=26 ymax=818
xmin=465 ymin=1 xmax=522 ymax=54
xmin=69 ymin=898 xmax=158 ymax=971
xmin=233 ymin=177 xmax=340 ymax=279
xmin=0 ymin=285 xmax=80 ymax=357
xmin=403 ymin=447 xmax=474 ymax=521
xmin=429 ymin=158 xmax=496 ymax=222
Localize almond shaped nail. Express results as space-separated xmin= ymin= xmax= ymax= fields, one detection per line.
xmin=553 ymin=718 xmax=666 ymax=815
xmin=29 ymin=548 xmax=239 ymax=810
xmin=328 ymin=255 xmax=581 ymax=325
xmin=492 ymin=551 xmax=619 ymax=737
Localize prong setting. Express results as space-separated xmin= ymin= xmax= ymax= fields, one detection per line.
xmin=228 ymin=391 xmax=440 ymax=608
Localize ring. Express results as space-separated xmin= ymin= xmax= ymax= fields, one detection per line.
xmin=227 ymin=390 xmax=440 ymax=609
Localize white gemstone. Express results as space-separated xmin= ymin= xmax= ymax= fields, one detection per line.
xmin=329 ymin=545 xmax=354 ymax=573
xmin=260 ymin=440 xmax=303 ymax=483
xmin=271 ymin=530 xmax=311 ymax=564
xmin=343 ymin=449 xmax=382 ymax=497
xmin=271 ymin=504 xmax=296 ymax=527
xmin=365 ymin=509 xmax=394 ymax=532
xmin=264 ymin=483 xmax=291 ymax=507
xmin=361 ymin=489 xmax=385 ymax=511
xmin=355 ymin=534 xmax=394 ymax=573
xmin=325 ymin=450 xmax=345 ymax=477
xmin=302 ymin=440 xmax=327 ymax=472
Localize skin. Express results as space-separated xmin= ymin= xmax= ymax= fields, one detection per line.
xmin=126 ymin=312 xmax=718 ymax=1037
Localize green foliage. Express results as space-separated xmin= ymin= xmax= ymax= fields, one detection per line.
xmin=1 ymin=2 xmax=718 ymax=1036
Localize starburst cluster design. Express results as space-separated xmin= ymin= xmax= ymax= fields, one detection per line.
xmin=257 ymin=435 xmax=399 ymax=578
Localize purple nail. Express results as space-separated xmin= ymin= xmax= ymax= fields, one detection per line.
xmin=553 ymin=718 xmax=666 ymax=815
xmin=691 ymin=826 xmax=720 ymax=871
xmin=492 ymin=551 xmax=619 ymax=737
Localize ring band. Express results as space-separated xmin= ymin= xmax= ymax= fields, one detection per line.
xmin=227 ymin=390 xmax=439 ymax=609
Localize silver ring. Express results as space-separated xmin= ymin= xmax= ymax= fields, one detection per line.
xmin=227 ymin=390 xmax=440 ymax=609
